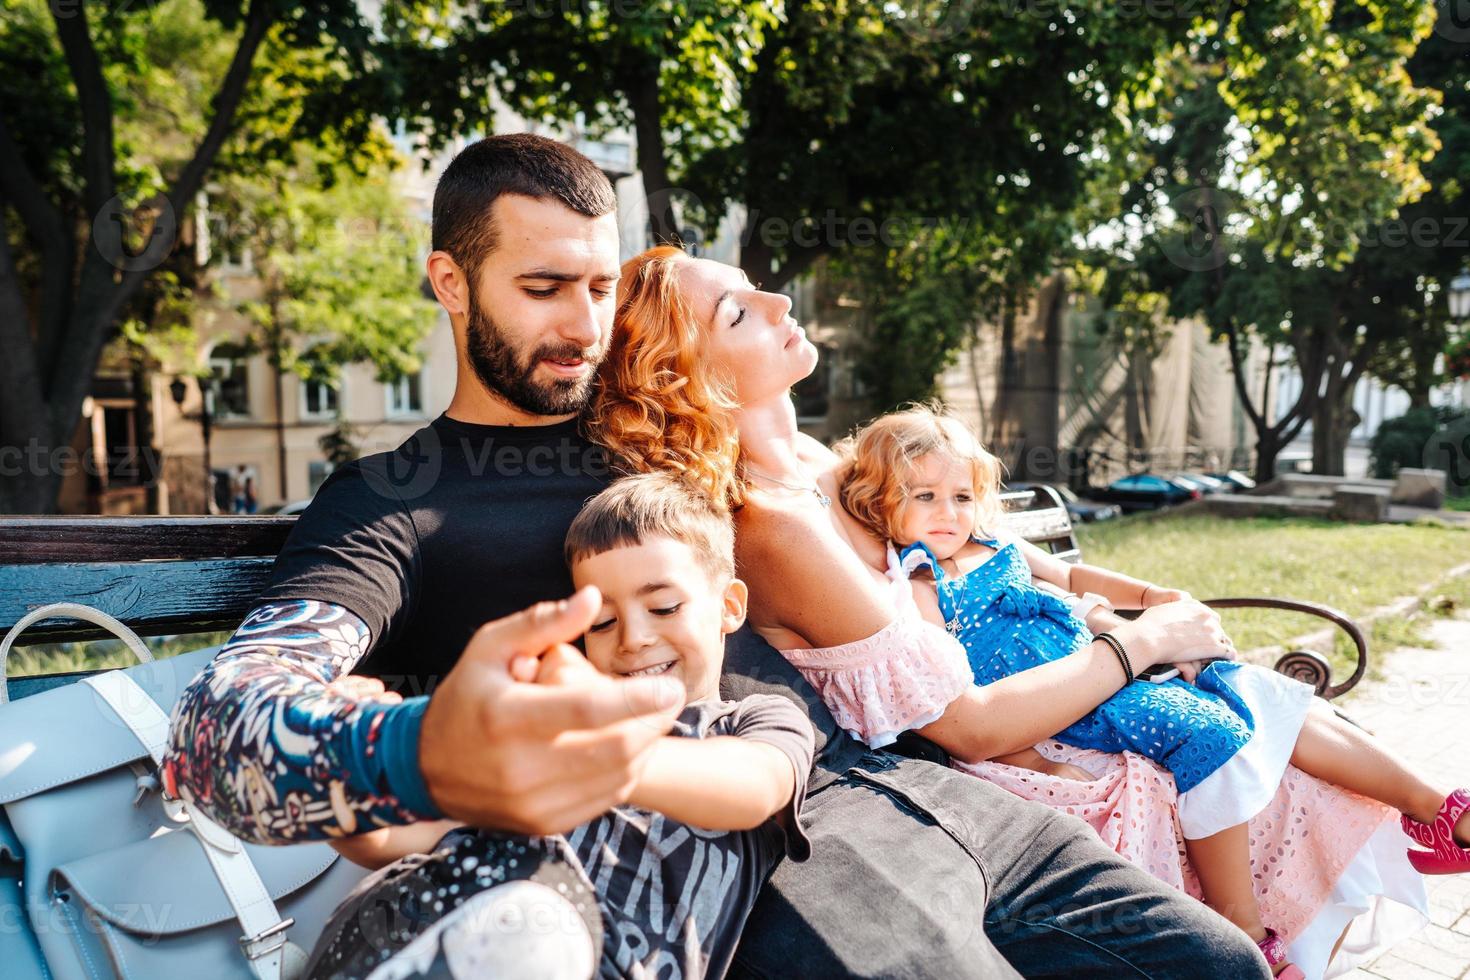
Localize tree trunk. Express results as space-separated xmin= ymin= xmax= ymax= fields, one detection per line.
xmin=625 ymin=65 xmax=679 ymax=247
xmin=1255 ymin=427 xmax=1284 ymax=483
xmin=1310 ymin=364 xmax=1364 ymax=476
xmin=1307 ymin=326 xmax=1368 ymax=476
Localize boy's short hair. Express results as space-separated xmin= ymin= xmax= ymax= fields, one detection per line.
xmin=565 ymin=472 xmax=735 ymax=584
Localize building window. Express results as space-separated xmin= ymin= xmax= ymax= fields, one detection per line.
xmin=301 ymin=378 xmax=339 ymax=419
xmin=207 ymin=342 xmax=251 ymax=418
xmin=385 ymin=372 xmax=423 ymax=417
xmin=300 ymin=347 xmax=340 ymax=420
xmin=308 ymin=461 xmax=335 ymax=496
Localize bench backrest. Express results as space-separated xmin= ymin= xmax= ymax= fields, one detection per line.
xmin=0 ymin=492 xmax=1076 ymax=647
xmin=999 ymin=487 xmax=1080 ymax=562
xmin=0 ymin=517 xmax=293 ymax=646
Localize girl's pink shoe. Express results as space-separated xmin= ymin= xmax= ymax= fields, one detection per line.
xmin=1257 ymin=927 xmax=1305 ymax=980
xmin=1402 ymin=788 xmax=1470 ymax=875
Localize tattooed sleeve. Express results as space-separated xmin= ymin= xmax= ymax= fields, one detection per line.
xmin=161 ymin=600 xmax=440 ymax=845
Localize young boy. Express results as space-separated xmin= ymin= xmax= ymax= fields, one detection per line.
xmin=314 ymin=472 xmax=814 ymax=980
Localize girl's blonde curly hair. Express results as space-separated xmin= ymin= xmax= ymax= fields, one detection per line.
xmin=587 ymin=246 xmax=745 ymax=508
xmin=837 ymin=403 xmax=1004 ymax=545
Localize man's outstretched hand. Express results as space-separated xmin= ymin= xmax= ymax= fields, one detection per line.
xmin=419 ymin=586 xmax=685 ymax=835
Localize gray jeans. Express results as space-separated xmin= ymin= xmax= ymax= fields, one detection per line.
xmin=729 ymin=751 xmax=1270 ymax=979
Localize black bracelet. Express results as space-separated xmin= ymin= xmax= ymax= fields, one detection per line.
xmin=1095 ymin=632 xmax=1134 ymax=687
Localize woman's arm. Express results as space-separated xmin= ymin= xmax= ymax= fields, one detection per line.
xmin=737 ymin=498 xmax=897 ymax=649
xmin=921 ymin=600 xmax=1231 ymax=763
xmin=740 ymin=502 xmax=1232 ymax=763
xmin=628 ymin=736 xmax=797 ymax=830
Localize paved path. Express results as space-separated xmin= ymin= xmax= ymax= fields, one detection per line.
xmin=1336 ymin=612 xmax=1470 ymax=979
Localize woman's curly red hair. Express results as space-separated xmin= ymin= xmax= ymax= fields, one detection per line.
xmin=588 ymin=246 xmax=745 ymax=507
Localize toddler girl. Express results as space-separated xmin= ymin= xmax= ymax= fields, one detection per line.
xmin=834 ymin=404 xmax=1470 ymax=978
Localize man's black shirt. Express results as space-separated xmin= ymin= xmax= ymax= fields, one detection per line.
xmin=258 ymin=413 xmax=864 ymax=790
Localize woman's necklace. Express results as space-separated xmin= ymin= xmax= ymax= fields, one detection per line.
xmin=744 ymin=465 xmax=832 ymax=508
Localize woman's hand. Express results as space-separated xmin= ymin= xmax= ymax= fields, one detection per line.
xmin=1110 ymin=599 xmax=1234 ymax=671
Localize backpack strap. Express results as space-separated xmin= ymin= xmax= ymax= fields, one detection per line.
xmin=80 ymin=671 xmax=305 ymax=980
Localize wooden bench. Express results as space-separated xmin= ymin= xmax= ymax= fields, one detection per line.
xmin=0 ymin=494 xmax=1368 ymax=700
xmin=0 ymin=516 xmax=292 ymax=699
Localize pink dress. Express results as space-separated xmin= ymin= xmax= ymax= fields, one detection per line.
xmin=781 ymin=556 xmax=1426 ymax=978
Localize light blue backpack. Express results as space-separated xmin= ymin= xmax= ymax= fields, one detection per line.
xmin=0 ymin=604 xmax=368 ymax=980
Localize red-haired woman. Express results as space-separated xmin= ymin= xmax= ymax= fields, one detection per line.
xmin=592 ymin=246 xmax=1430 ymax=979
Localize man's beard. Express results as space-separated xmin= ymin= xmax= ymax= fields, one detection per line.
xmin=465 ymin=293 xmax=603 ymax=417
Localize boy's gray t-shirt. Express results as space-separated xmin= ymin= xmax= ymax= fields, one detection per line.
xmin=567 ymin=692 xmax=814 ymax=979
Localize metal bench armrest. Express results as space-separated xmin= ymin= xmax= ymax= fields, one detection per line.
xmin=1199 ymin=597 xmax=1367 ymax=700
xmin=1111 ymin=597 xmax=1367 ymax=700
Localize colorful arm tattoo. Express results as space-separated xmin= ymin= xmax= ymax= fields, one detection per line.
xmin=161 ymin=599 xmax=440 ymax=845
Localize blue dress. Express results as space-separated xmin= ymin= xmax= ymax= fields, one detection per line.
xmin=899 ymin=538 xmax=1255 ymax=794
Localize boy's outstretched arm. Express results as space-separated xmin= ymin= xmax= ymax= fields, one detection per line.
xmin=629 ymin=736 xmax=799 ymax=831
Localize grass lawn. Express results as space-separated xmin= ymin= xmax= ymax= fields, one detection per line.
xmin=1075 ymin=513 xmax=1470 ymax=674
xmin=9 ymin=631 xmax=231 ymax=678
xmin=1448 ymin=495 xmax=1470 ymax=512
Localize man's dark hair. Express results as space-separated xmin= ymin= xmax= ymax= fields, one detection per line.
xmin=431 ymin=133 xmax=618 ymax=278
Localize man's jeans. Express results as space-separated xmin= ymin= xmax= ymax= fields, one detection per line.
xmin=730 ymin=751 xmax=1272 ymax=979
xmin=307 ymin=752 xmax=1272 ymax=979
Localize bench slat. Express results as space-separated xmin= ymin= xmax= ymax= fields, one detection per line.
xmin=0 ymin=558 xmax=274 ymax=643
xmin=0 ymin=517 xmax=294 ymax=564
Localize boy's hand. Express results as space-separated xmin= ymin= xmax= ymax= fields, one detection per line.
xmin=419 ymin=586 xmax=685 ymax=836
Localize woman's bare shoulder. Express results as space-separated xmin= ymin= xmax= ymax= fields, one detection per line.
xmin=795 ymin=430 xmax=837 ymax=457
xmin=735 ymin=495 xmax=896 ymax=645
xmin=736 ymin=492 xmax=825 ymax=552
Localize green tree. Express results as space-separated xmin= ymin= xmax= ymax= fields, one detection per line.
xmin=0 ymin=0 xmax=399 ymax=513
xmin=218 ymin=144 xmax=433 ymax=498
xmin=357 ymin=0 xmax=1213 ymax=414
xmin=1088 ymin=0 xmax=1439 ymax=479
xmin=1354 ymin=17 xmax=1470 ymax=411
xmin=229 ymin=146 xmax=431 ymax=392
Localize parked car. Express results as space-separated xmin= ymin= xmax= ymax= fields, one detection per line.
xmin=261 ymin=499 xmax=312 ymax=516
xmin=1008 ymin=482 xmax=1123 ymax=523
xmin=1205 ymin=470 xmax=1257 ymax=491
xmin=1089 ymin=473 xmax=1201 ymax=513
xmin=1172 ymin=472 xmax=1231 ymax=494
